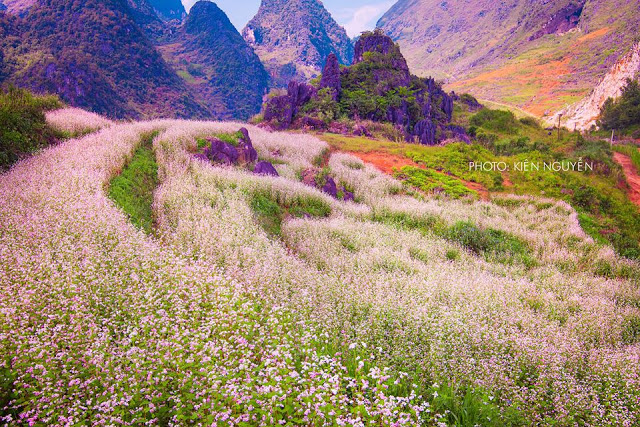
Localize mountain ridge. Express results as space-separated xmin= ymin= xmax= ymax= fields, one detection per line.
xmin=378 ymin=0 xmax=640 ymax=120
xmin=242 ymin=0 xmax=354 ymax=87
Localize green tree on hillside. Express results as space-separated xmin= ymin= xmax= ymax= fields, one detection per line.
xmin=598 ymin=78 xmax=640 ymax=131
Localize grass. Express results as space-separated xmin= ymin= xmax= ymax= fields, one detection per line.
xmin=0 ymin=86 xmax=62 ymax=169
xmin=108 ymin=132 xmax=159 ymax=234
xmin=250 ymin=191 xmax=331 ymax=237
xmin=196 ymin=131 xmax=245 ymax=150
xmin=373 ymin=210 xmax=535 ymax=266
xmin=327 ymin=106 xmax=640 ymax=259
xmin=394 ymin=166 xmax=477 ymax=199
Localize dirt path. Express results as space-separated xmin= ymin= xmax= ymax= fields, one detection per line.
xmin=344 ymin=150 xmax=490 ymax=200
xmin=613 ymin=151 xmax=640 ymax=207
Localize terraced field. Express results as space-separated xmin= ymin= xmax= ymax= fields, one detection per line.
xmin=1 ymin=110 xmax=639 ymax=425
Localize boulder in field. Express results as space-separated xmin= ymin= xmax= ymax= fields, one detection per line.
xmin=237 ymin=127 xmax=258 ymax=165
xmin=205 ymin=139 xmax=239 ymax=165
xmin=321 ymin=176 xmax=337 ymax=198
xmin=254 ymin=161 xmax=279 ymax=177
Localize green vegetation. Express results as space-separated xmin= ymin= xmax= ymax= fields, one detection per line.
xmin=373 ymin=210 xmax=535 ymax=266
xmin=446 ymin=221 xmax=536 ymax=266
xmin=599 ymin=79 xmax=640 ymax=134
xmin=108 ymin=133 xmax=159 ymax=234
xmin=394 ymin=166 xmax=476 ymax=198
xmin=447 ymin=108 xmax=640 ymax=259
xmin=196 ymin=131 xmax=244 ymax=150
xmin=0 ymin=86 xmax=61 ymax=169
xmin=250 ymin=191 xmax=331 ymax=237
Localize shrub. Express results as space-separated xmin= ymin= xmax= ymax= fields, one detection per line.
xmin=469 ymin=109 xmax=519 ymax=134
xmin=0 ymin=85 xmax=62 ymax=169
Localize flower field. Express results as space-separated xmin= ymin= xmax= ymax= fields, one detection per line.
xmin=1 ymin=109 xmax=639 ymax=425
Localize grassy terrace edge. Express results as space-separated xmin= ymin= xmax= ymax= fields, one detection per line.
xmin=108 ymin=132 xmax=159 ymax=234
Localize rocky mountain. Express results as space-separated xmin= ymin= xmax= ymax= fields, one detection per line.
xmin=0 ymin=0 xmax=209 ymax=119
xmin=242 ymin=0 xmax=353 ymax=87
xmin=378 ymin=0 xmax=640 ymax=120
xmin=157 ymin=0 xmax=269 ymax=119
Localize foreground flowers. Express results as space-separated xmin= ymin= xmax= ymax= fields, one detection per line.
xmin=0 ymin=110 xmax=638 ymax=425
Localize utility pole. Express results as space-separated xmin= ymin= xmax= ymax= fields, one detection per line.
xmin=557 ymin=113 xmax=562 ymax=142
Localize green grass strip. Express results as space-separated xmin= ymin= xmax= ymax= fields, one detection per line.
xmin=108 ymin=132 xmax=158 ymax=234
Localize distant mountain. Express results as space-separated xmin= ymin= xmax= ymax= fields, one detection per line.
xmin=0 ymin=0 xmax=209 ymax=119
xmin=148 ymin=0 xmax=185 ymax=21
xmin=157 ymin=0 xmax=269 ymax=119
xmin=378 ymin=0 xmax=640 ymax=119
xmin=242 ymin=0 xmax=353 ymax=87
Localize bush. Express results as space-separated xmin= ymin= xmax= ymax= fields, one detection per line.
xmin=469 ymin=109 xmax=519 ymax=134
xmin=0 ymin=85 xmax=61 ymax=169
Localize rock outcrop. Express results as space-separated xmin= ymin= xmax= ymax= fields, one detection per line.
xmin=242 ymin=0 xmax=353 ymax=87
xmin=262 ymin=31 xmax=462 ymax=145
xmin=254 ymin=161 xmax=279 ymax=177
xmin=263 ymin=80 xmax=317 ymax=129
xmin=529 ymin=1 xmax=584 ymax=41
xmin=197 ymin=128 xmax=260 ymax=168
xmin=550 ymin=42 xmax=640 ymax=130
xmin=319 ymin=53 xmax=341 ymax=100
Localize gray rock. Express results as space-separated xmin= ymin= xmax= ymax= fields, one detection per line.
xmin=237 ymin=127 xmax=258 ymax=165
xmin=206 ymin=139 xmax=239 ymax=164
xmin=319 ymin=53 xmax=341 ymax=100
xmin=322 ymin=176 xmax=337 ymax=198
xmin=254 ymin=161 xmax=279 ymax=177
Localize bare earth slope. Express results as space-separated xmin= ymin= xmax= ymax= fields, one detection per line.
xmin=378 ymin=0 xmax=640 ymax=119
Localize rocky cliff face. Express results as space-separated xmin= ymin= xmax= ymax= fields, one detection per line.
xmin=1 ymin=0 xmax=210 ymax=119
xmin=159 ymin=0 xmax=269 ymax=119
xmin=0 ymin=0 xmax=35 ymax=15
xmin=242 ymin=0 xmax=353 ymax=87
xmin=378 ymin=0 xmax=640 ymax=119
xmin=550 ymin=42 xmax=640 ymax=130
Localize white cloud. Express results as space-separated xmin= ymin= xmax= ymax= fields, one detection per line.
xmin=342 ymin=1 xmax=395 ymax=38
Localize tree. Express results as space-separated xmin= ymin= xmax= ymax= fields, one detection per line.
xmin=598 ymin=78 xmax=640 ymax=131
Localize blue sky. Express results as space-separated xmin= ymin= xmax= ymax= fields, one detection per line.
xmin=181 ymin=0 xmax=395 ymax=37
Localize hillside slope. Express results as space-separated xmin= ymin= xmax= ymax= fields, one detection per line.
xmin=158 ymin=1 xmax=269 ymax=120
xmin=0 ymin=0 xmax=210 ymax=119
xmin=0 ymin=109 xmax=639 ymax=424
xmin=242 ymin=0 xmax=353 ymax=87
xmin=378 ymin=0 xmax=640 ymax=118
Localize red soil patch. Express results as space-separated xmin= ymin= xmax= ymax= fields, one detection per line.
xmin=502 ymin=173 xmax=514 ymax=187
xmin=577 ymin=27 xmax=610 ymax=43
xmin=613 ymin=151 xmax=640 ymax=207
xmin=348 ymin=151 xmax=419 ymax=175
xmin=344 ymin=150 xmax=490 ymax=200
